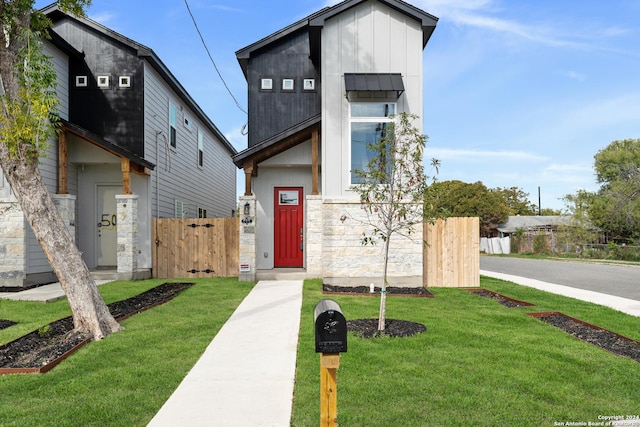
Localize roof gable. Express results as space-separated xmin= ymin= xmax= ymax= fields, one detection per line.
xmin=236 ymin=0 xmax=437 ymax=78
xmin=309 ymin=0 xmax=438 ymax=46
xmin=42 ymin=4 xmax=236 ymax=156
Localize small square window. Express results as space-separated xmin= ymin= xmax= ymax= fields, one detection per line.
xmin=303 ymin=79 xmax=315 ymax=91
xmin=183 ymin=116 xmax=193 ymax=131
xmin=261 ymin=78 xmax=273 ymax=90
xmin=282 ymin=78 xmax=295 ymax=91
xmin=119 ymin=76 xmax=131 ymax=88
xmin=76 ymin=76 xmax=88 ymax=87
xmin=97 ymin=75 xmax=110 ymax=88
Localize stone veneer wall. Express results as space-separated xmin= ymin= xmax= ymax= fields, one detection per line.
xmin=52 ymin=194 xmax=76 ymax=240
xmin=0 ymin=199 xmax=26 ymax=287
xmin=305 ymin=195 xmax=323 ymax=277
xmin=238 ymin=195 xmax=256 ymax=282
xmin=116 ymin=194 xmax=138 ymax=279
xmin=319 ymin=199 xmax=423 ymax=287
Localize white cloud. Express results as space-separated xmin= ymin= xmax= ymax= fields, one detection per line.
xmin=417 ymin=0 xmax=622 ymax=52
xmin=89 ymin=11 xmax=116 ymax=25
xmin=224 ymin=125 xmax=248 ymax=151
xmin=561 ymin=70 xmax=587 ymax=82
xmin=427 ymin=147 xmax=548 ymax=162
xmin=204 ymin=5 xmax=246 ymax=13
xmin=560 ymin=92 xmax=640 ymax=135
xmin=544 ymin=163 xmax=592 ymax=173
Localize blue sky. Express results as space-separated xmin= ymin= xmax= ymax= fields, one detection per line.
xmin=36 ymin=0 xmax=640 ymax=211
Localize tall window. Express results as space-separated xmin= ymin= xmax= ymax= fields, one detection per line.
xmin=197 ymin=129 xmax=204 ymax=167
xmin=169 ymin=103 xmax=177 ymax=148
xmin=174 ymin=200 xmax=187 ymax=218
xmin=350 ymin=103 xmax=395 ymax=184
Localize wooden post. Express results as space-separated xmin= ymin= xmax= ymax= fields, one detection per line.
xmin=57 ymin=130 xmax=68 ymax=194
xmin=320 ymin=353 xmax=340 ymax=427
xmin=121 ymin=157 xmax=131 ymax=195
xmin=243 ymin=163 xmax=254 ymax=196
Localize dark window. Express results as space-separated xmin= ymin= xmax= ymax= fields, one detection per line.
xmin=197 ymin=130 xmax=204 ymax=167
xmin=169 ymin=103 xmax=177 ymax=148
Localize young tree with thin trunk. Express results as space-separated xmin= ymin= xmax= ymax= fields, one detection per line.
xmin=351 ymin=112 xmax=438 ymax=332
xmin=0 ymin=0 xmax=122 ymax=340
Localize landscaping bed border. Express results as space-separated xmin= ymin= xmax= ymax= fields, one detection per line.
xmin=462 ymin=288 xmax=535 ymax=307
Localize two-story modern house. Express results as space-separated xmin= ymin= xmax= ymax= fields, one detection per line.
xmin=0 ymin=5 xmax=237 ymax=290
xmin=233 ymin=0 xmax=437 ymax=285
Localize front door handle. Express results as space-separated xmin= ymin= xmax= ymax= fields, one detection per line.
xmin=300 ymin=228 xmax=304 ymax=251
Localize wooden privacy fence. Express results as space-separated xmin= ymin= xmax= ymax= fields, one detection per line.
xmin=424 ymin=217 xmax=480 ymax=287
xmin=152 ymin=218 xmax=239 ymax=278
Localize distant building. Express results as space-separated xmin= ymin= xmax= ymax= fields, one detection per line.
xmin=497 ymin=216 xmax=572 ymax=238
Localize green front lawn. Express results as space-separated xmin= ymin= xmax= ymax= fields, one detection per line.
xmin=292 ymin=278 xmax=640 ymax=426
xmin=1 ymin=276 xmax=639 ymax=426
xmin=0 ymin=278 xmax=254 ymax=427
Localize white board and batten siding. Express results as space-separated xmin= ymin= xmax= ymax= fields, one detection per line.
xmin=143 ymin=63 xmax=237 ymax=220
xmin=321 ymin=1 xmax=424 ymax=198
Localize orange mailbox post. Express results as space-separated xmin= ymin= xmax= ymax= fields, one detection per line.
xmin=314 ymin=299 xmax=347 ymax=427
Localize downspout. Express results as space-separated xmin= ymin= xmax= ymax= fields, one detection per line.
xmin=155 ymin=131 xmax=162 ymax=219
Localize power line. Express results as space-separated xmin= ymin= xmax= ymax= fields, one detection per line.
xmin=183 ymin=0 xmax=248 ymax=116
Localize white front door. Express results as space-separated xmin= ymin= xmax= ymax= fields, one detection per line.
xmin=97 ymin=185 xmax=119 ymax=267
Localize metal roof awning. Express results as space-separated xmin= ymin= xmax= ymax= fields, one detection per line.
xmin=344 ymin=73 xmax=405 ymax=99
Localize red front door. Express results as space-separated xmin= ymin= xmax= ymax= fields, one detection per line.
xmin=274 ymin=187 xmax=304 ymax=267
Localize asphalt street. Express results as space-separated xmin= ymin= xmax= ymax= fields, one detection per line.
xmin=480 ymin=256 xmax=640 ymax=302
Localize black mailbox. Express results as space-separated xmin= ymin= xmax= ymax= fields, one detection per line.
xmin=314 ymin=299 xmax=347 ymax=353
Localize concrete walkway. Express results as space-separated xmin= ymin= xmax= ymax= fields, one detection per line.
xmin=147 ymin=280 xmax=303 ymax=427
xmin=0 ymin=280 xmax=113 ymax=302
xmin=481 ymin=270 xmax=640 ymax=317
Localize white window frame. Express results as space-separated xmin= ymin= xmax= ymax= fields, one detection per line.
xmin=119 ymin=75 xmax=132 ymax=88
xmin=97 ymin=75 xmax=110 ymax=88
xmin=197 ymin=129 xmax=204 ymax=168
xmin=349 ymin=102 xmax=396 ymax=185
xmin=169 ymin=103 xmax=177 ymax=148
xmin=76 ymin=75 xmax=88 ymax=87
xmin=175 ymin=200 xmax=188 ymax=218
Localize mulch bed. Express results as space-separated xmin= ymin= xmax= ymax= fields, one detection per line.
xmin=529 ymin=312 xmax=640 ymax=363
xmin=463 ymin=288 xmax=535 ymax=308
xmin=323 ymin=284 xmax=434 ymax=298
xmin=323 ymin=285 xmax=429 ymax=338
xmin=0 ymin=320 xmax=17 ymax=330
xmin=348 ymin=318 xmax=427 ymax=338
xmin=0 ymin=282 xmax=193 ymax=374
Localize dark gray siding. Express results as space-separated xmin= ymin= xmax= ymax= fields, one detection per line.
xmin=52 ymin=19 xmax=145 ymax=157
xmin=247 ymin=30 xmax=320 ymax=147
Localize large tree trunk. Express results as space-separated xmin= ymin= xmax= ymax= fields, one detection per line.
xmin=0 ymin=152 xmax=122 ymax=340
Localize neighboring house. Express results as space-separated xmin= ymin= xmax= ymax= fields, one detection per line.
xmin=233 ymin=0 xmax=438 ymax=285
xmin=497 ymin=216 xmax=573 ymax=238
xmin=0 ymin=5 xmax=237 ymax=290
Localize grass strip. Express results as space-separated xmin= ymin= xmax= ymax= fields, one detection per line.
xmin=292 ymin=278 xmax=640 ymax=426
xmin=0 ymin=277 xmax=254 ymax=427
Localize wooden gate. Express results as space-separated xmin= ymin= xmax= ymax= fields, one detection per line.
xmin=424 ymin=217 xmax=480 ymax=287
xmin=152 ymin=218 xmax=239 ymax=278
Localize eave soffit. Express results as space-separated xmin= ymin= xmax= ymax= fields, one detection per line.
xmin=232 ymin=115 xmax=321 ymax=169
xmin=60 ymin=119 xmax=155 ymax=171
